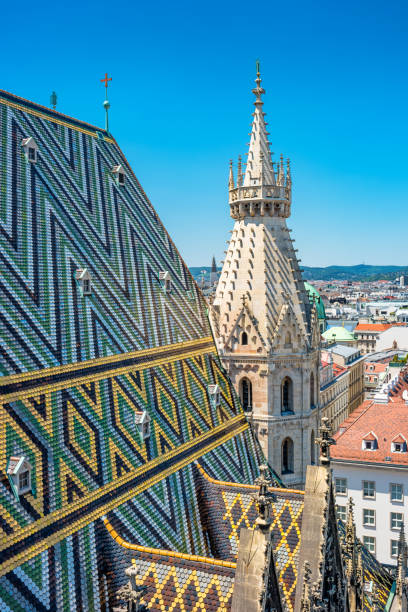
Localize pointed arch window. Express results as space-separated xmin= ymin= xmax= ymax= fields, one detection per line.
xmin=240 ymin=378 xmax=252 ymax=412
xmin=281 ymin=377 xmax=294 ymax=414
xmin=282 ymin=438 xmax=294 ymax=474
xmin=284 ymin=332 xmax=292 ymax=348
xmin=310 ymin=372 xmax=315 ymax=408
xmin=241 ymin=332 xmax=248 ymax=345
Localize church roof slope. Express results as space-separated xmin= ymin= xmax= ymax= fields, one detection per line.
xmin=194 ymin=464 xmax=304 ymax=610
xmin=0 ymin=89 xmax=262 ymax=611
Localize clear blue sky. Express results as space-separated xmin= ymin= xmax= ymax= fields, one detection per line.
xmin=2 ymin=0 xmax=407 ymax=267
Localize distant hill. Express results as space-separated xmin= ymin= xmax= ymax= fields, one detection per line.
xmin=190 ymin=264 xmax=408 ymax=282
xmin=301 ymin=265 xmax=408 ymax=282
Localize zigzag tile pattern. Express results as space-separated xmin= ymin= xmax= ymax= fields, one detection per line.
xmin=193 ymin=467 xmax=303 ymax=610
xmin=0 ymin=90 xmax=261 ymax=611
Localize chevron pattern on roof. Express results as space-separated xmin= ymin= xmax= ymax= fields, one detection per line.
xmin=0 ymin=90 xmax=262 ymax=611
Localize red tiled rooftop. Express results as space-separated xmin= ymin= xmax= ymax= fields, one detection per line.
xmin=362 ymin=431 xmax=377 ymax=441
xmin=332 ymin=400 xmax=408 ymax=465
xmin=354 ymin=323 xmax=392 ymax=332
xmin=364 ymin=362 xmax=387 ymax=374
xmin=321 ymin=361 xmax=347 ymax=378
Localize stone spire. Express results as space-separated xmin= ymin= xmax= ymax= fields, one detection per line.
xmin=396 ymin=526 xmax=407 ymax=599
xmin=211 ymin=64 xmax=320 ymax=486
xmin=229 ymin=160 xmax=235 ymax=190
xmin=228 ymin=62 xmax=292 ymax=220
xmin=344 ymin=498 xmax=363 ymax=612
xmin=243 ymin=61 xmax=275 ymax=187
xmin=210 ymin=256 xmax=218 ymax=285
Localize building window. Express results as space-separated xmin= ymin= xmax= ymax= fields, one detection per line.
xmin=18 ymin=470 xmax=30 ymax=492
xmin=391 ymin=539 xmax=401 ymax=558
xmin=159 ymin=271 xmax=172 ymax=293
xmin=21 ymin=137 xmax=38 ymax=163
xmin=363 ymin=509 xmax=375 ymax=527
xmin=75 ymin=269 xmax=92 ymax=296
xmin=284 ymin=332 xmax=292 ymax=347
xmin=336 ymin=505 xmax=346 ymax=522
xmin=241 ymin=331 xmax=248 ymax=345
xmin=208 ymin=384 xmax=221 ymax=408
xmin=363 ymin=536 xmax=376 ymax=555
xmin=335 ymin=477 xmax=347 ymax=495
xmin=6 ymin=456 xmax=32 ymax=499
xmin=310 ymin=372 xmax=315 ymax=408
xmin=391 ymin=483 xmax=403 ymax=503
xmin=281 ymin=377 xmax=294 ymax=414
xmin=135 ymin=411 xmax=151 ymax=440
xmin=112 ymin=164 xmax=126 ymax=186
xmin=363 ymin=481 xmax=375 ymax=499
xmin=239 ymin=378 xmax=252 ymax=412
xmin=282 ymin=438 xmax=294 ymax=474
xmin=362 ymin=439 xmax=376 ymax=451
xmin=391 ymin=512 xmax=404 ymax=530
xmin=392 ymin=439 xmax=407 ymax=453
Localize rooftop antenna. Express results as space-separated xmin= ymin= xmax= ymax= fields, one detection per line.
xmin=50 ymin=91 xmax=57 ymax=111
xmin=100 ymin=72 xmax=112 ymax=133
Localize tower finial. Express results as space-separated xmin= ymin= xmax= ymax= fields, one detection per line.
xmin=286 ymin=157 xmax=292 ymax=187
xmin=237 ymin=155 xmax=243 ymax=186
xmin=315 ymin=417 xmax=335 ymax=466
xmin=101 ymin=72 xmax=112 ymax=133
xmin=50 ymin=91 xmax=57 ymax=111
xmin=252 ymin=464 xmax=273 ymax=530
xmin=229 ymin=160 xmax=235 ymax=190
xmin=278 ymin=153 xmax=285 ymax=185
xmin=252 ymin=59 xmax=265 ymax=106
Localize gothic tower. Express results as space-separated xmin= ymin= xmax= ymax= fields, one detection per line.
xmin=210 ymin=65 xmax=321 ymax=486
xmin=210 ymin=256 xmax=218 ymax=285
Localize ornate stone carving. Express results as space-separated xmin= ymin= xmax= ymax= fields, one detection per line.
xmin=114 ymin=564 xmax=147 ymax=612
xmin=315 ymin=418 xmax=336 ymax=466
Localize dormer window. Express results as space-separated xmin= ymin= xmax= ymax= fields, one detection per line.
xmin=6 ymin=456 xmax=32 ymax=499
xmin=75 ymin=268 xmax=92 ymax=296
xmin=21 ymin=137 xmax=38 ymax=163
xmin=391 ymin=435 xmax=407 ymax=453
xmin=159 ymin=271 xmax=172 ymax=293
xmin=112 ymin=165 xmax=126 ymax=186
xmin=208 ymin=384 xmax=221 ymax=408
xmin=135 ymin=410 xmax=151 ymax=440
xmin=362 ymin=431 xmax=377 ymax=451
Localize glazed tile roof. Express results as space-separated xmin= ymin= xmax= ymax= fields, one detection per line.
xmin=194 ymin=464 xmax=304 ymax=610
xmin=332 ymin=400 xmax=408 ymax=465
xmin=101 ymin=465 xmax=305 ymax=612
xmin=104 ymin=465 xmax=393 ymax=612
xmin=0 ymin=88 xmax=261 ymax=610
xmin=104 ymin=517 xmax=236 ymax=611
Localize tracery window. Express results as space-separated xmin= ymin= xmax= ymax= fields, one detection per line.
xmin=281 ymin=377 xmax=293 ymax=414
xmin=240 ymin=378 xmax=252 ymax=411
xmin=282 ymin=438 xmax=294 ymax=474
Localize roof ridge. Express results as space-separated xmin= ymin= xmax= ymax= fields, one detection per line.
xmin=195 ymin=462 xmax=304 ymax=495
xmin=103 ymin=517 xmax=237 ymax=569
xmin=336 ymin=400 xmax=375 ymax=438
xmin=0 ymin=88 xmax=108 ymax=134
